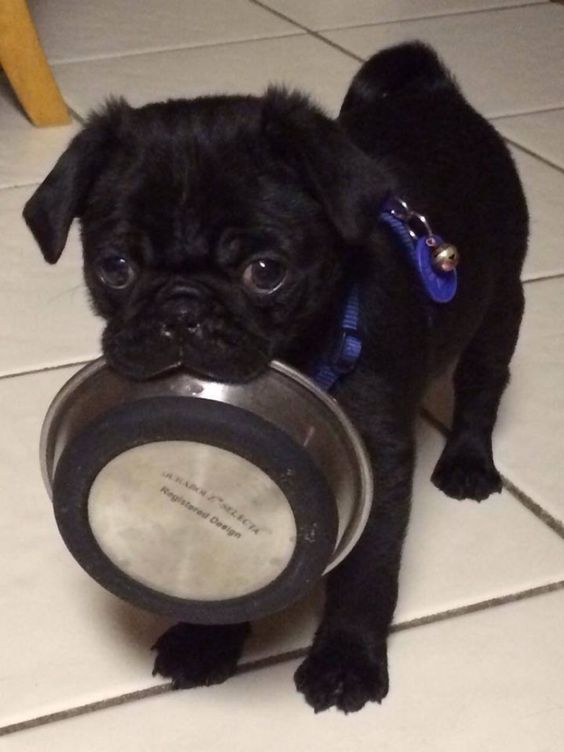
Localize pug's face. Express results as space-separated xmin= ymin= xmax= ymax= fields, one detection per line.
xmin=24 ymin=91 xmax=382 ymax=382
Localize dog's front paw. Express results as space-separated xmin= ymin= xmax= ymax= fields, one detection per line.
xmin=432 ymin=439 xmax=502 ymax=501
xmin=295 ymin=631 xmax=389 ymax=714
xmin=152 ymin=622 xmax=250 ymax=689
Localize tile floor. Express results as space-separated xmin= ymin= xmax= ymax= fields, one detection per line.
xmin=1 ymin=1 xmax=563 ymax=749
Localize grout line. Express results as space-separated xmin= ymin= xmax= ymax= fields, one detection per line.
xmin=249 ymin=0 xmax=364 ymax=62
xmin=504 ymin=137 xmax=564 ymax=174
xmin=0 ymin=360 xmax=92 ymax=383
xmin=0 ymin=180 xmax=41 ymax=192
xmin=248 ymin=0 xmax=330 ymax=33
xmin=48 ymin=32 xmax=305 ymax=68
xmin=391 ymin=579 xmax=564 ymax=632
xmin=2 ymin=579 xmax=562 ymax=738
xmin=420 ymin=408 xmax=564 ymax=540
xmin=492 ymin=103 xmax=564 ymax=119
xmin=501 ymin=477 xmax=564 ymax=539
xmin=285 ymin=1 xmax=552 ymax=34
xmin=492 ymin=103 xmax=564 ymax=122
xmin=67 ymin=105 xmax=86 ymax=125
xmin=523 ymin=272 xmax=564 ymax=284
xmin=0 ymin=648 xmax=309 ymax=737
xmin=0 ymin=685 xmax=172 ymax=738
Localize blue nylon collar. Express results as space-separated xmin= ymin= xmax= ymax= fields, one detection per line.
xmin=310 ymin=285 xmax=362 ymax=392
xmin=310 ymin=195 xmax=458 ymax=392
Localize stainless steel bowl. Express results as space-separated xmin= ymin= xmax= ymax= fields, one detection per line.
xmin=41 ymin=358 xmax=372 ymax=623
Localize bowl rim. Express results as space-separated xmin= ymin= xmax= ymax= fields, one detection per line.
xmin=40 ymin=358 xmax=373 ymax=574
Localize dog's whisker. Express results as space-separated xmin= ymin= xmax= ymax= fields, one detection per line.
xmin=46 ymin=284 xmax=85 ymax=303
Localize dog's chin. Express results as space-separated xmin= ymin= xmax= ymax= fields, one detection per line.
xmin=102 ymin=327 xmax=270 ymax=384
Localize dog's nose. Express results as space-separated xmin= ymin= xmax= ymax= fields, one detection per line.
xmin=161 ymin=284 xmax=208 ymax=328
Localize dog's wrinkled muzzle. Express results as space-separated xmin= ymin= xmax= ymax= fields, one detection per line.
xmin=102 ymin=312 xmax=270 ymax=383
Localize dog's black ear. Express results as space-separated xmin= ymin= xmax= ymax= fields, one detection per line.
xmin=262 ymin=87 xmax=389 ymax=244
xmin=23 ymin=99 xmax=130 ymax=264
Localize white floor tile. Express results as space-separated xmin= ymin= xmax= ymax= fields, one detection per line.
xmin=0 ymin=81 xmax=79 ymax=190
xmin=324 ymin=4 xmax=564 ymax=117
xmin=28 ymin=0 xmax=298 ymax=64
xmin=496 ymin=108 xmax=564 ymax=170
xmin=1 ymin=364 xmax=562 ymax=727
xmin=0 ymin=366 xmax=167 ymax=728
xmin=4 ymin=590 xmax=564 ymax=751
xmin=0 ymin=187 xmax=103 ymax=377
xmin=512 ymin=146 xmax=564 ymax=280
xmin=425 ymin=276 xmax=564 ymax=525
xmin=396 ymin=419 xmax=564 ymax=621
xmin=51 ymin=35 xmax=358 ymax=118
xmin=263 ymin=0 xmax=548 ymax=30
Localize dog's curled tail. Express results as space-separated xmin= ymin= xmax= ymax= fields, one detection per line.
xmin=341 ymin=41 xmax=457 ymax=114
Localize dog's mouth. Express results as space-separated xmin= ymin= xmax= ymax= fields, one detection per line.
xmin=102 ymin=318 xmax=271 ymax=383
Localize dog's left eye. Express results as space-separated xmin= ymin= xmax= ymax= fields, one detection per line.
xmin=95 ymin=254 xmax=137 ymax=290
xmin=242 ymin=258 xmax=287 ymax=294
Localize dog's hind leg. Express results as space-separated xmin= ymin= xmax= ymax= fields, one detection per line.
xmin=431 ymin=281 xmax=525 ymax=501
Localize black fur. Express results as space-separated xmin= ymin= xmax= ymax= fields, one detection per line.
xmin=24 ymin=42 xmax=527 ymax=713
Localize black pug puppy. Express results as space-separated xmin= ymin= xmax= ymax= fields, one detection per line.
xmin=24 ymin=42 xmax=527 ymax=713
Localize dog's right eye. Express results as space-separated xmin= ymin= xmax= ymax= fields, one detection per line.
xmin=95 ymin=254 xmax=137 ymax=290
xmin=242 ymin=257 xmax=287 ymax=295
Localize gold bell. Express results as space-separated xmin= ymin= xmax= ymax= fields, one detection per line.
xmin=430 ymin=242 xmax=459 ymax=273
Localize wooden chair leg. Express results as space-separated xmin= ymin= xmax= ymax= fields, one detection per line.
xmin=0 ymin=0 xmax=70 ymax=126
